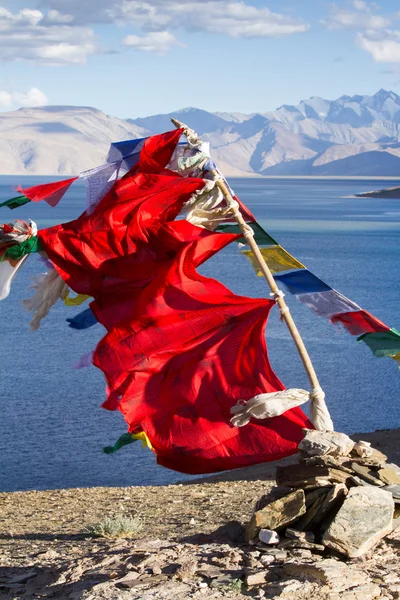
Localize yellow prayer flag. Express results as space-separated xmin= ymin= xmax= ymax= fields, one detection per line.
xmin=242 ymin=245 xmax=305 ymax=276
xmin=132 ymin=431 xmax=153 ymax=450
xmin=392 ymin=352 xmax=400 ymax=368
xmin=64 ymin=291 xmax=91 ymax=306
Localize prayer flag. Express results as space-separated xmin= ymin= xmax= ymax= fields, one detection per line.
xmin=16 ymin=177 xmax=78 ymax=207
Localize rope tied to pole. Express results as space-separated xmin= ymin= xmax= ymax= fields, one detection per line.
xmin=310 ymin=387 xmax=334 ymax=431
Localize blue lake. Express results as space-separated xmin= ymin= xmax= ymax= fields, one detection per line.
xmin=1 ymin=176 xmax=399 ymax=492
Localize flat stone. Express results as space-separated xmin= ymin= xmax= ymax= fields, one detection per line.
xmin=245 ymin=570 xmax=268 ymax=586
xmin=116 ymin=573 xmax=141 ymax=588
xmin=285 ymin=528 xmax=315 ymax=543
xmin=283 ymin=559 xmax=369 ymax=592
xmin=296 ymin=484 xmax=347 ymax=531
xmin=7 ymin=572 xmax=37 ymax=585
xmin=377 ymin=466 xmax=400 ymax=485
xmin=299 ymin=429 xmax=354 ymax=457
xmin=117 ymin=574 xmax=168 ymax=589
xmin=258 ymin=529 xmax=280 ymax=545
xmin=350 ymin=448 xmax=388 ymax=468
xmin=327 ymin=583 xmax=381 ymax=600
xmin=322 ymin=486 xmax=394 ymax=557
xmin=351 ymin=463 xmax=385 ymax=486
xmin=305 ymin=455 xmax=355 ymax=474
xmin=276 ymin=464 xmax=351 ymax=488
xmin=245 ymin=490 xmax=306 ymax=542
xmin=385 ymin=484 xmax=400 ymax=500
xmin=278 ymin=538 xmax=325 ymax=552
xmin=350 ymin=476 xmax=373 ymax=487
xmin=254 ymin=487 xmax=294 ymax=512
xmin=304 ymin=487 xmax=332 ymax=507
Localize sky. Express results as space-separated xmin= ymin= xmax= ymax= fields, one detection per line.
xmin=2 ymin=0 xmax=400 ymax=118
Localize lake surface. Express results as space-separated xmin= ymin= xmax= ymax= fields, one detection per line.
xmin=1 ymin=176 xmax=399 ymax=492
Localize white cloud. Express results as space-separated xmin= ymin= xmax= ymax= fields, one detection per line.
xmin=353 ymin=0 xmax=367 ymax=10
xmin=44 ymin=10 xmax=74 ymax=24
xmin=39 ymin=0 xmax=309 ymax=39
xmin=0 ymin=87 xmax=48 ymax=110
xmin=322 ymin=1 xmax=391 ymax=30
xmin=113 ymin=1 xmax=310 ymax=38
xmin=0 ymin=7 xmax=97 ymax=65
xmin=356 ymin=30 xmax=400 ymax=62
xmin=122 ymin=31 xmax=182 ymax=53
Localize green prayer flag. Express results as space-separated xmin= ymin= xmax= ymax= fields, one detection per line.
xmin=358 ymin=328 xmax=400 ymax=357
xmin=216 ymin=221 xmax=278 ymax=246
xmin=103 ymin=433 xmax=135 ymax=454
xmin=0 ymin=195 xmax=31 ymax=210
xmin=4 ymin=237 xmax=43 ymax=261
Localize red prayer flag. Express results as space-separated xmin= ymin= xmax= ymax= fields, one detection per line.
xmin=38 ymin=127 xmax=312 ymax=474
xmin=18 ymin=176 xmax=78 ymax=207
xmin=330 ymin=310 xmax=390 ymax=336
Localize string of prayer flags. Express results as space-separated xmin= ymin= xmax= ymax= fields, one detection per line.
xmin=234 ymin=213 xmax=398 ymax=365
xmin=242 ymin=246 xmax=305 ymax=276
xmin=0 ymin=177 xmax=78 ymax=210
xmin=357 ymin=329 xmax=400 ymax=358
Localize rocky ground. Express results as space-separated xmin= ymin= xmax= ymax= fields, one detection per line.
xmin=0 ymin=430 xmax=399 ymax=600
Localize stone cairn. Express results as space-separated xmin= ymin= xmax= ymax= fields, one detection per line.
xmin=246 ymin=430 xmax=400 ymax=559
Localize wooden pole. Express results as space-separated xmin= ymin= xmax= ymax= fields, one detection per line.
xmin=171 ymin=118 xmax=333 ymax=430
xmin=211 ymin=174 xmax=322 ymax=393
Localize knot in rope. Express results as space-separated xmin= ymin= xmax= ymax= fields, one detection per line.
xmin=270 ymin=290 xmax=285 ymax=301
xmin=241 ymin=223 xmax=254 ymax=240
xmin=309 ymin=386 xmax=334 ymax=432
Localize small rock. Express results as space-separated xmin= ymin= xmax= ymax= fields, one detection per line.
xmin=245 ymin=570 xmax=268 ymax=586
xmin=299 ymin=429 xmax=354 ymax=457
xmin=259 ymin=529 xmax=280 ymax=545
xmin=259 ymin=554 xmax=275 ymax=565
xmin=323 ymin=486 xmax=394 ymax=557
xmin=245 ymin=490 xmax=306 ymax=542
xmin=353 ymin=441 xmax=373 ymax=458
xmin=258 ymin=548 xmax=288 ymax=561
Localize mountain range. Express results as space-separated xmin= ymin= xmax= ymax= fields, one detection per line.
xmin=2 ymin=89 xmax=400 ymax=176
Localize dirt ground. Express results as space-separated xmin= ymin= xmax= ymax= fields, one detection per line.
xmin=0 ymin=429 xmax=399 ymax=599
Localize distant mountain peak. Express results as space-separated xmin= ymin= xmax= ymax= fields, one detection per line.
xmin=2 ymin=90 xmax=400 ymax=177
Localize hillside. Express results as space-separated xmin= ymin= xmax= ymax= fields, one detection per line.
xmin=0 ymin=106 xmax=147 ymax=175
xmin=2 ymin=90 xmax=400 ymax=176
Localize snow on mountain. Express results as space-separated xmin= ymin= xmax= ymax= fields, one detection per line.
xmin=0 ymin=106 xmax=147 ymax=175
xmin=127 ymin=90 xmax=400 ymax=176
xmin=2 ymin=90 xmax=400 ymax=176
